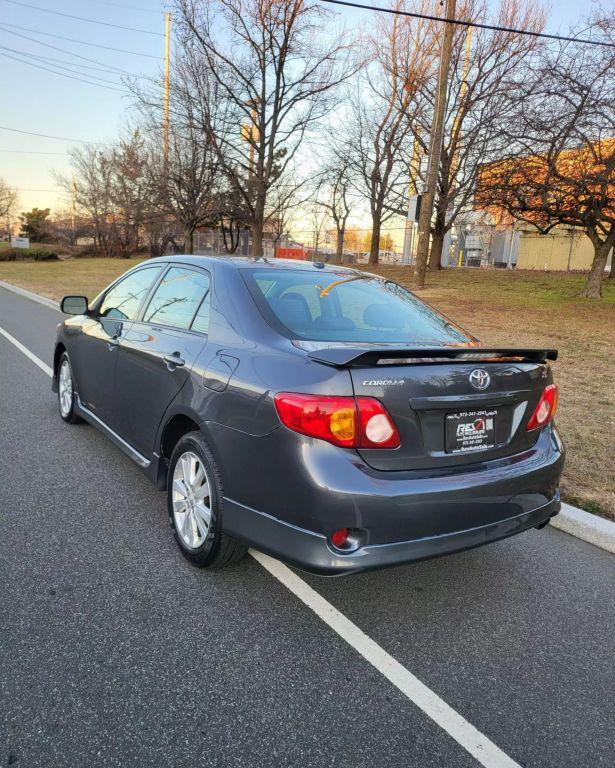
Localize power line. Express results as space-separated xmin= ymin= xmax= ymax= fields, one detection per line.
xmin=1 ymin=0 xmax=164 ymax=37
xmin=0 ymin=22 xmax=162 ymax=59
xmin=0 ymin=126 xmax=109 ymax=145
xmin=0 ymin=46 xmax=129 ymax=84
xmin=320 ymin=0 xmax=615 ymax=48
xmin=14 ymin=187 xmax=60 ymax=192
xmin=0 ymin=25 xmax=145 ymax=77
xmin=82 ymin=0 xmax=161 ymax=14
xmin=0 ymin=50 xmax=130 ymax=92
xmin=0 ymin=149 xmax=67 ymax=155
xmin=6 ymin=49 xmax=125 ymax=75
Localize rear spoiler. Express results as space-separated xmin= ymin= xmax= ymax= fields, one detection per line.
xmin=307 ymin=347 xmax=558 ymax=368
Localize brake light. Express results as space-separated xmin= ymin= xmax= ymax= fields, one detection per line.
xmin=331 ymin=528 xmax=349 ymax=548
xmin=526 ymin=384 xmax=558 ymax=430
xmin=274 ymin=393 xmax=400 ymax=449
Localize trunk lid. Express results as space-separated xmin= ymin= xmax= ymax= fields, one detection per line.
xmin=308 ymin=346 xmax=556 ymax=471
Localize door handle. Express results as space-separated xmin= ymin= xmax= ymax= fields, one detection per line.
xmin=164 ymin=352 xmax=185 ymax=370
xmin=108 ymin=337 xmax=120 ymax=351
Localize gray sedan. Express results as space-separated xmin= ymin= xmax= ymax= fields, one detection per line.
xmin=53 ymin=256 xmax=564 ymax=574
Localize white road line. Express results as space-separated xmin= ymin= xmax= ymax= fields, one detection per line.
xmin=0 ymin=325 xmax=53 ymax=377
xmin=2 ymin=322 xmax=521 ymax=768
xmin=251 ymin=550 xmax=521 ymax=768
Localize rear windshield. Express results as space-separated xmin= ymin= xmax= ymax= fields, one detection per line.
xmin=241 ymin=268 xmax=471 ymax=344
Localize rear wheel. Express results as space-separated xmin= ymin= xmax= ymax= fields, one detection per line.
xmin=167 ymin=431 xmax=247 ymax=568
xmin=57 ymin=352 xmax=81 ymax=424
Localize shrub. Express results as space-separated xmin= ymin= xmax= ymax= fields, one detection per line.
xmin=0 ymin=247 xmax=58 ymax=262
xmin=73 ymin=244 xmax=105 ymax=258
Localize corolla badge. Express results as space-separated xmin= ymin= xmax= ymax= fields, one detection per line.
xmin=362 ymin=379 xmax=404 ymax=386
xmin=469 ymin=369 xmax=490 ymax=390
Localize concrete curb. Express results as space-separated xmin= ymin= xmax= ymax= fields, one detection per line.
xmin=551 ymin=503 xmax=615 ymax=554
xmin=1 ymin=278 xmax=613 ymax=555
xmin=0 ymin=279 xmax=60 ymax=311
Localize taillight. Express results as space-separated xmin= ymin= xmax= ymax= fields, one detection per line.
xmin=355 ymin=397 xmax=399 ymax=448
xmin=526 ymin=384 xmax=558 ymax=430
xmin=274 ymin=393 xmax=400 ymax=449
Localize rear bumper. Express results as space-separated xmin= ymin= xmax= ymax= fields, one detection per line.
xmin=221 ymin=425 xmax=564 ymax=575
xmin=224 ymin=494 xmax=560 ymax=575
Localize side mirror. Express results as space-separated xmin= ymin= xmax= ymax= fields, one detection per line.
xmin=61 ymin=295 xmax=88 ymax=315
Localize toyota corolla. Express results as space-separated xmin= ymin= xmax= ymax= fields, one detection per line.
xmin=53 ymin=257 xmax=564 ymax=574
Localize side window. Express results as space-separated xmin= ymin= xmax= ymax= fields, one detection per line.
xmin=99 ymin=267 xmax=162 ymax=321
xmin=143 ymin=267 xmax=210 ymax=330
xmin=191 ymin=290 xmax=211 ymax=334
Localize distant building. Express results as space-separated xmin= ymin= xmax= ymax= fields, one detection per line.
xmin=474 ymin=140 xmax=614 ymax=271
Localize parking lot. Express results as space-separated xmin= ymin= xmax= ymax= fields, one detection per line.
xmin=1 ymin=284 xmax=613 ymax=768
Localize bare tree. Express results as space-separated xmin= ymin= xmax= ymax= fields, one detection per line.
xmin=57 ymin=132 xmax=150 ymax=257
xmin=56 ymin=146 xmax=115 ymax=255
xmin=0 ymin=177 xmax=18 ymax=242
xmin=316 ymin=159 xmax=353 ymax=261
xmin=345 ymin=0 xmax=437 ymax=265
xmin=146 ymin=121 xmax=219 ymax=254
xmin=109 ymin=132 xmax=148 ymax=257
xmin=174 ymin=0 xmax=354 ymax=257
xmin=306 ymin=197 xmax=330 ymax=259
xmin=477 ymin=12 xmax=615 ymax=298
xmin=415 ymin=0 xmax=546 ymax=270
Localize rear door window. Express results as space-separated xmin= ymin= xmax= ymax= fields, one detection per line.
xmin=142 ymin=267 xmax=210 ymax=330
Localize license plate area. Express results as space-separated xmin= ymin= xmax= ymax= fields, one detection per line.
xmin=445 ymin=409 xmax=498 ymax=454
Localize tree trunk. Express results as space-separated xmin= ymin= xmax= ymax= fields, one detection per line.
xmin=428 ymin=200 xmax=447 ymax=270
xmin=369 ymin=220 xmax=381 ymax=265
xmin=428 ymin=230 xmax=445 ymax=270
xmin=336 ymin=227 xmax=344 ymax=261
xmin=580 ymin=239 xmax=611 ymax=298
xmin=251 ymin=221 xmax=264 ymax=258
xmin=184 ymin=226 xmax=195 ymax=255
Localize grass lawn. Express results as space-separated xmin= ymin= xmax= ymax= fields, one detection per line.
xmin=1 ymin=257 xmax=613 ymax=520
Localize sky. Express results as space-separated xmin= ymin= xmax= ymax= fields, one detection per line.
xmin=0 ymin=0 xmax=596 ymax=217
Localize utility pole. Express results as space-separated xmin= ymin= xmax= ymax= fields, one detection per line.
xmin=163 ymin=11 xmax=171 ymax=166
xmin=449 ymin=19 xmax=472 ymax=181
xmin=71 ymin=175 xmax=77 ymax=246
xmin=413 ymin=0 xmax=457 ymax=288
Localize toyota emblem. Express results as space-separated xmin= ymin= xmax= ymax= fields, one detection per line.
xmin=469 ymin=369 xmax=490 ymax=390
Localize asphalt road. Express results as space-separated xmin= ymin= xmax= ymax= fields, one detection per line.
xmin=0 ymin=283 xmax=613 ymax=768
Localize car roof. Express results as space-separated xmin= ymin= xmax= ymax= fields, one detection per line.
xmin=151 ymin=254 xmax=367 ymax=275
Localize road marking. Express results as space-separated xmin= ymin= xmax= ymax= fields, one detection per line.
xmin=0 ymin=325 xmax=53 ymax=377
xmin=251 ymin=550 xmax=521 ymax=768
xmin=2 ymin=322 xmax=522 ymax=768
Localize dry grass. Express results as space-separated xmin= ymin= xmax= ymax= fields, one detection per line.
xmin=1 ymin=258 xmax=613 ymax=519
xmin=0 ymin=257 xmax=145 ymax=302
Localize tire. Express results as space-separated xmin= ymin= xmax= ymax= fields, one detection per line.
xmin=57 ymin=352 xmax=82 ymax=424
xmin=167 ymin=431 xmax=248 ymax=569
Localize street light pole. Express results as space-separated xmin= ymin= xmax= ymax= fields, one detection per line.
xmin=413 ymin=0 xmax=457 ymax=288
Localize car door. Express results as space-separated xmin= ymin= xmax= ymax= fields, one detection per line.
xmin=72 ymin=265 xmax=163 ymax=422
xmin=111 ymin=265 xmax=212 ymax=456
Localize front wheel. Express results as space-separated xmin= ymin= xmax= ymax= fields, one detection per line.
xmin=167 ymin=431 xmax=247 ymax=569
xmin=57 ymin=352 xmax=81 ymax=424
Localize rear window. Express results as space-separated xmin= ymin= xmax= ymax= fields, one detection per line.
xmin=241 ymin=268 xmax=470 ymax=344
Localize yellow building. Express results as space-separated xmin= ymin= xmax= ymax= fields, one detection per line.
xmin=516 ymin=228 xmax=597 ymax=271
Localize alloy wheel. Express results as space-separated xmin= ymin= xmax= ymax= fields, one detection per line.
xmin=172 ymin=451 xmax=212 ymax=549
xmin=58 ymin=359 xmax=74 ymax=417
